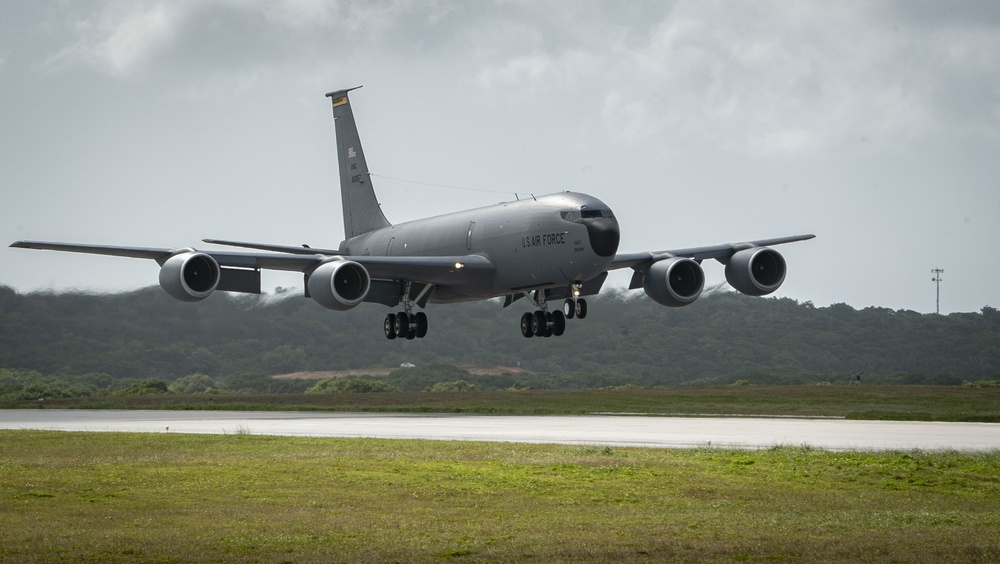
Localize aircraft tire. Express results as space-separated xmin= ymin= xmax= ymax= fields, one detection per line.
xmin=551 ymin=310 xmax=566 ymax=336
xmin=415 ymin=312 xmax=428 ymax=338
xmin=406 ymin=329 xmax=416 ymax=340
xmin=520 ymin=312 xmax=534 ymax=338
xmin=394 ymin=311 xmax=410 ymax=338
xmin=576 ymin=298 xmax=588 ymax=319
xmin=564 ymin=298 xmax=575 ymax=319
xmin=384 ymin=314 xmax=397 ymax=340
xmin=532 ymin=310 xmax=547 ymax=337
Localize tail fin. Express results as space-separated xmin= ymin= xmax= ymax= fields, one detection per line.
xmin=326 ymin=87 xmax=391 ymax=239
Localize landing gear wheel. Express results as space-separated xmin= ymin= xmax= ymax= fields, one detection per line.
xmin=531 ymin=310 xmax=547 ymax=337
xmin=575 ymin=298 xmax=588 ymax=319
xmin=405 ymin=328 xmax=416 ymax=340
xmin=564 ymin=298 xmax=575 ymax=319
xmin=520 ymin=312 xmax=534 ymax=338
xmin=551 ymin=310 xmax=566 ymax=336
xmin=415 ymin=312 xmax=428 ymax=338
xmin=394 ymin=311 xmax=410 ymax=338
xmin=384 ymin=313 xmax=397 ymax=340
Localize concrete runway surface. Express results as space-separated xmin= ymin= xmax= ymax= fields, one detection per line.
xmin=2 ymin=409 xmax=999 ymax=451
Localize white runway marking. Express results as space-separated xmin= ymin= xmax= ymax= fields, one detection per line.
xmin=2 ymin=410 xmax=998 ymax=451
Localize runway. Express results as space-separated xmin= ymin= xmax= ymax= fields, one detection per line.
xmin=2 ymin=409 xmax=999 ymax=451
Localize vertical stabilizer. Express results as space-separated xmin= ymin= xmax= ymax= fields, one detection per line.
xmin=326 ymin=87 xmax=391 ymax=239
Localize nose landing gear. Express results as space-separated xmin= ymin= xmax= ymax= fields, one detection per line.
xmin=563 ymin=297 xmax=587 ymax=320
xmin=518 ymin=290 xmax=587 ymax=338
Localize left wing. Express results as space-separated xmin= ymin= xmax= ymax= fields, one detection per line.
xmin=607 ymin=233 xmax=815 ymax=303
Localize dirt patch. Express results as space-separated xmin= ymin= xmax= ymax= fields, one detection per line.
xmin=273 ymin=365 xmax=528 ymax=380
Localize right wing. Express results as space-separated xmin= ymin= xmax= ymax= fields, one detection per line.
xmin=10 ymin=240 xmax=320 ymax=271
xmin=9 ymin=240 xmax=494 ymax=298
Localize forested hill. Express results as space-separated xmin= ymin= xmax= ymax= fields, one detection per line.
xmin=1 ymin=284 xmax=997 ymax=385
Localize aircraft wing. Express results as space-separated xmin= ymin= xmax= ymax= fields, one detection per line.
xmin=197 ymin=239 xmax=495 ymax=284
xmin=10 ymin=241 xmax=321 ymax=271
xmin=201 ymin=239 xmax=344 ymax=256
xmin=10 ymin=240 xmax=494 ymax=288
xmin=609 ymin=234 xmax=815 ymax=270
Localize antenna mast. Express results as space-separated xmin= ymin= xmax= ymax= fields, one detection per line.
xmin=931 ymin=268 xmax=944 ymax=314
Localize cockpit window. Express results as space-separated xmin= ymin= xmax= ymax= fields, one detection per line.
xmin=581 ymin=209 xmax=615 ymax=219
xmin=561 ymin=208 xmax=615 ymax=222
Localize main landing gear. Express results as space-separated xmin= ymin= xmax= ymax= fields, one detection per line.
xmin=519 ymin=296 xmax=587 ymax=338
xmin=384 ymin=311 xmax=428 ymax=340
xmin=383 ymin=282 xmax=431 ymax=340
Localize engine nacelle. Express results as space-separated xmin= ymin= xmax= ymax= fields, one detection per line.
xmin=307 ymin=260 xmax=370 ymax=311
xmin=643 ymin=257 xmax=705 ymax=307
xmin=158 ymin=251 xmax=221 ymax=302
xmin=725 ymin=247 xmax=786 ymax=296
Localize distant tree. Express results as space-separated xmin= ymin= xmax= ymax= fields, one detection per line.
xmin=115 ymin=379 xmax=170 ymax=395
xmin=3 ymin=285 xmax=999 ymax=388
xmin=306 ymin=378 xmax=400 ymax=393
xmin=426 ymin=380 xmax=477 ymax=392
xmin=168 ymin=373 xmax=217 ymax=394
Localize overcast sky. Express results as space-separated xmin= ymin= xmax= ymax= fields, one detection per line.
xmin=2 ymin=1 xmax=998 ymax=314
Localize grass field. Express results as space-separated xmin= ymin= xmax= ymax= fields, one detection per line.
xmin=2 ymin=431 xmax=999 ymax=562
xmin=18 ymin=385 xmax=1000 ymax=422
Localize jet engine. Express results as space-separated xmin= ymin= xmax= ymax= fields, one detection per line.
xmin=643 ymin=257 xmax=705 ymax=307
xmin=307 ymin=259 xmax=371 ymax=311
xmin=158 ymin=251 xmax=221 ymax=302
xmin=724 ymin=247 xmax=786 ymax=296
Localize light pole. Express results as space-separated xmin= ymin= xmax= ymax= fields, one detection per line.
xmin=931 ymin=268 xmax=944 ymax=314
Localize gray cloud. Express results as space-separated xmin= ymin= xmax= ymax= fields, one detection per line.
xmin=2 ymin=0 xmax=998 ymax=313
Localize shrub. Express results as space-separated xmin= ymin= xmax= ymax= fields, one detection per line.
xmin=426 ymin=380 xmax=477 ymax=392
xmin=306 ymin=378 xmax=400 ymax=394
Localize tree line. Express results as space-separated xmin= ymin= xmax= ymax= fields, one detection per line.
xmin=1 ymin=284 xmax=997 ymax=398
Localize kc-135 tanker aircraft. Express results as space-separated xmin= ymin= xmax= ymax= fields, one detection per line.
xmin=12 ymin=87 xmax=813 ymax=340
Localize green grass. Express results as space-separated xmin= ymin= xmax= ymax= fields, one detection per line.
xmin=14 ymin=385 xmax=1000 ymax=422
xmin=1 ymin=431 xmax=998 ymax=562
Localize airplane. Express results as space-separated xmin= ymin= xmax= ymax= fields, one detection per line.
xmin=10 ymin=86 xmax=814 ymax=340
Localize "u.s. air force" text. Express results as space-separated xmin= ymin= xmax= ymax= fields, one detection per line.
xmin=521 ymin=232 xmax=567 ymax=248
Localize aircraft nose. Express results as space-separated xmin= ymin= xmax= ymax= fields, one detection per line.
xmin=583 ymin=217 xmax=620 ymax=257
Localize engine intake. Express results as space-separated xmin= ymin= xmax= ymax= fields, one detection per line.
xmin=725 ymin=247 xmax=786 ymax=296
xmin=158 ymin=251 xmax=221 ymax=302
xmin=643 ymin=257 xmax=705 ymax=307
xmin=307 ymin=260 xmax=371 ymax=311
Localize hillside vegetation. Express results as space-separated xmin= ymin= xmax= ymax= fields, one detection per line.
xmin=1 ymin=285 xmax=998 ymax=397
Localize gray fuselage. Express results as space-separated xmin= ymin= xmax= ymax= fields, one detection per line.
xmin=340 ymin=191 xmax=620 ymax=303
